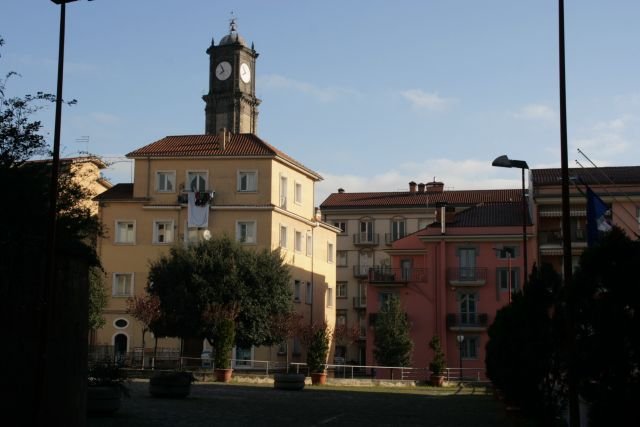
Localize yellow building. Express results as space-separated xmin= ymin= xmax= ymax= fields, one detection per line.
xmin=93 ymin=22 xmax=337 ymax=368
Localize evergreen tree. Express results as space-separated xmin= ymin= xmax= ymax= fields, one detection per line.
xmin=373 ymin=294 xmax=413 ymax=368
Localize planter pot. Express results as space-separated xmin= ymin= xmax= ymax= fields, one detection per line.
xmin=215 ymin=368 xmax=233 ymax=383
xmin=430 ymin=374 xmax=445 ymax=387
xmin=273 ymin=373 xmax=305 ymax=391
xmin=87 ymin=386 xmax=122 ymax=415
xmin=149 ymin=372 xmax=193 ymax=398
xmin=310 ymin=372 xmax=327 ymax=385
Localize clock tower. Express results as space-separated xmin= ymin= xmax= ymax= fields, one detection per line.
xmin=203 ymin=19 xmax=261 ymax=135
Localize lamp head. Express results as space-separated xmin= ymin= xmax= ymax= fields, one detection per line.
xmin=492 ymin=155 xmax=529 ymax=170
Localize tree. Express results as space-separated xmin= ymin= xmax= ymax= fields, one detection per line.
xmin=147 ymin=235 xmax=294 ymax=353
xmin=300 ymin=321 xmax=331 ymax=374
xmin=127 ymin=294 xmax=161 ymax=367
xmin=373 ymin=294 xmax=413 ymax=369
xmin=88 ymin=267 xmax=107 ymax=330
xmin=571 ymin=227 xmax=640 ymax=426
xmin=485 ymin=263 xmax=565 ymax=422
xmin=428 ymin=336 xmax=447 ymax=376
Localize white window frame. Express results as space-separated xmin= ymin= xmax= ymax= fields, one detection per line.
xmin=156 ymin=170 xmax=176 ymax=193
xmin=113 ymin=273 xmax=134 ymax=297
xmin=294 ymin=280 xmax=301 ymax=302
xmin=237 ymin=170 xmax=258 ymax=192
xmin=327 ymin=242 xmax=334 ymax=263
xmin=391 ymin=218 xmax=406 ymax=241
xmin=279 ymin=175 xmax=288 ymax=209
xmin=294 ymin=181 xmax=303 ymax=205
xmin=305 ymin=282 xmax=313 ymax=304
xmin=306 ymin=233 xmax=313 ymax=256
xmin=326 ymin=286 xmax=334 ymax=307
xmin=186 ymin=170 xmax=208 ymax=192
xmin=497 ymin=267 xmax=520 ymax=291
xmin=115 ymin=220 xmax=136 ymax=244
xmin=337 ymin=282 xmax=348 ymax=298
xmin=337 ymin=251 xmax=348 ymax=267
xmin=279 ymin=225 xmax=288 ymax=248
xmin=294 ymin=230 xmax=303 ymax=253
xmin=153 ymin=220 xmax=175 ymax=244
xmin=336 ymin=309 xmax=347 ymax=326
xmin=333 ymin=221 xmax=347 ymax=234
xmin=461 ymin=336 xmax=479 ymax=360
xmin=236 ymin=220 xmax=256 ymax=244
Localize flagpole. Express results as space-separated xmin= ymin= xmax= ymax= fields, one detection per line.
xmin=558 ymin=1 xmax=580 ymax=425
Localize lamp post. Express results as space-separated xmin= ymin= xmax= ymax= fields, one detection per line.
xmin=492 ymin=155 xmax=529 ymax=288
xmin=456 ymin=335 xmax=465 ymax=384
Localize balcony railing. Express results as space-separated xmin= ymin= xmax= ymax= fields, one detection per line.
xmin=177 ymin=190 xmax=215 ymax=205
xmin=384 ymin=233 xmax=406 ymax=245
xmin=539 ymin=229 xmax=586 ymax=245
xmin=353 ymin=265 xmax=370 ymax=278
xmin=352 ymin=233 xmax=379 ymax=246
xmin=352 ymin=296 xmax=367 ymax=309
xmin=368 ymin=267 xmax=427 ymax=285
xmin=446 ymin=313 xmax=489 ymax=329
xmin=447 ymin=267 xmax=487 ymax=286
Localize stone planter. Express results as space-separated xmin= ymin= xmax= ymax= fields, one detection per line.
xmin=87 ymin=386 xmax=122 ymax=415
xmin=310 ymin=372 xmax=327 ymax=385
xmin=215 ymin=368 xmax=233 ymax=383
xmin=273 ymin=373 xmax=306 ymax=390
xmin=430 ymin=374 xmax=445 ymax=387
xmin=149 ymin=371 xmax=193 ymax=398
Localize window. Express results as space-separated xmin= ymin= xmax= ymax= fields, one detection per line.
xmin=156 ymin=171 xmax=175 ymax=192
xmin=114 ymin=318 xmax=129 ymax=329
xmin=234 ymin=346 xmax=253 ymax=368
xmin=113 ymin=273 xmax=133 ymax=297
xmin=236 ymin=221 xmax=256 ymax=244
xmin=115 ymin=221 xmax=135 ymax=244
xmin=497 ymin=267 xmax=520 ymax=291
xmin=496 ymin=246 xmax=517 ymax=259
xmin=305 ymin=282 xmax=313 ymax=304
xmin=279 ymin=175 xmax=287 ymax=208
xmin=458 ymin=247 xmax=477 ymax=280
xmin=357 ymin=251 xmax=372 ymax=276
xmin=295 ymin=230 xmax=303 ymax=252
xmin=294 ymin=182 xmax=302 ymax=204
xmin=378 ymin=291 xmax=395 ymax=309
xmin=292 ymin=337 xmax=301 ymax=355
xmin=153 ymin=220 xmax=174 ymax=244
xmin=459 ymin=292 xmax=478 ymax=325
xmin=279 ymin=225 xmax=288 ymax=248
xmin=337 ymin=281 xmax=348 ymax=298
xmin=327 ymin=242 xmax=334 ymax=263
xmin=326 ymin=286 xmax=334 ymax=307
xmin=359 ymin=220 xmax=374 ymax=243
xmin=460 ymin=336 xmax=479 ymax=359
xmin=333 ymin=221 xmax=347 ymax=234
xmin=294 ymin=280 xmax=301 ymax=302
xmin=238 ymin=170 xmax=257 ymax=192
xmin=336 ymin=309 xmax=347 ymax=326
xmin=277 ymin=341 xmax=287 ymax=355
xmin=185 ymin=226 xmax=200 ymax=244
xmin=337 ymin=251 xmax=348 ymax=267
xmin=391 ymin=218 xmax=406 ymax=241
xmin=401 ymin=259 xmax=412 ymax=281
xmin=187 ymin=171 xmax=207 ymax=192
xmin=306 ymin=233 xmax=313 ymax=256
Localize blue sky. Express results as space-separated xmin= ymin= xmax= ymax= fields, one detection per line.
xmin=2 ymin=0 xmax=640 ymax=204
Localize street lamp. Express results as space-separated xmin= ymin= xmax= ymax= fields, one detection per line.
xmin=456 ymin=335 xmax=465 ymax=384
xmin=492 ymin=155 xmax=529 ymax=287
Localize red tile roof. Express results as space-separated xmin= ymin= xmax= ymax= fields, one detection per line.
xmin=126 ymin=133 xmax=322 ymax=180
xmin=93 ymin=183 xmax=134 ymax=201
xmin=448 ymin=202 xmax=530 ymax=227
xmin=531 ymin=166 xmax=640 ymax=186
xmin=320 ymin=189 xmax=524 ymax=209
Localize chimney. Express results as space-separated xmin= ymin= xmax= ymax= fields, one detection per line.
xmin=417 ymin=183 xmax=425 ymax=193
xmin=218 ymin=127 xmax=228 ymax=150
xmin=314 ymin=207 xmax=322 ymax=221
xmin=338 ymin=188 xmax=345 ymax=194
xmin=426 ymin=181 xmax=444 ymax=193
xmin=409 ymin=181 xmax=417 ymax=193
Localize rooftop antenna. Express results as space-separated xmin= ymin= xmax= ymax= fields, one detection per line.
xmin=76 ymin=135 xmax=89 ymax=153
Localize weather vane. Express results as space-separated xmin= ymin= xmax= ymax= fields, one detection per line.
xmin=229 ymin=11 xmax=237 ymax=33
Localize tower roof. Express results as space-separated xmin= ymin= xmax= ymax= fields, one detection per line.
xmin=219 ymin=17 xmax=247 ymax=47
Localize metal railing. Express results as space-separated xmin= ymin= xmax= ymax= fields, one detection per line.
xmin=446 ymin=313 xmax=489 ymax=328
xmin=368 ymin=267 xmax=427 ymax=284
xmin=384 ymin=233 xmax=406 ymax=245
xmin=444 ymin=367 xmax=488 ymax=382
xmin=353 ymin=265 xmax=370 ymax=277
xmin=446 ymin=267 xmax=487 ymax=283
xmin=352 ymin=233 xmax=379 ymax=246
xmin=539 ymin=229 xmax=586 ymax=245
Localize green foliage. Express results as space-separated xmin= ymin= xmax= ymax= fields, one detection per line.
xmin=571 ymin=227 xmax=640 ymax=425
xmin=301 ymin=322 xmax=331 ymax=373
xmin=88 ymin=267 xmax=107 ymax=330
xmin=88 ymin=361 xmax=130 ymax=397
xmin=147 ymin=235 xmax=293 ymax=348
xmin=373 ymin=294 xmax=413 ymax=367
xmin=428 ymin=336 xmax=447 ymax=375
xmin=213 ymin=317 xmax=236 ymax=369
xmin=485 ymin=263 xmax=565 ymax=421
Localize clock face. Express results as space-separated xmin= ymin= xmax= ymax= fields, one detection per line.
xmin=240 ymin=63 xmax=251 ymax=83
xmin=215 ymin=61 xmax=232 ymax=81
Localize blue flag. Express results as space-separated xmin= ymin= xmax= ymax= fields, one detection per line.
xmin=586 ymin=187 xmax=612 ymax=246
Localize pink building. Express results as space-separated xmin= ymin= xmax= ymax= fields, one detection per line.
xmin=366 ymin=202 xmax=534 ymax=380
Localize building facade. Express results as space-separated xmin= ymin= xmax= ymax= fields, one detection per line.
xmin=93 ymin=23 xmax=337 ymax=367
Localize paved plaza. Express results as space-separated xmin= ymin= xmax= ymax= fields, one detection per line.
xmin=88 ymin=380 xmax=527 ymax=427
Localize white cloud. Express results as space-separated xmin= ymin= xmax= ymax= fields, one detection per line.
xmin=593 ymin=115 xmax=633 ymax=132
xmin=400 ymin=89 xmax=455 ymax=111
xmin=512 ymin=104 xmax=556 ymax=121
xmin=260 ymin=74 xmax=358 ymax=102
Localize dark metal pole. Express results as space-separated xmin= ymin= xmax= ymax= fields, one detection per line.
xmin=559 ymin=1 xmax=580 ymax=425
xmin=521 ymin=167 xmax=528 ymax=288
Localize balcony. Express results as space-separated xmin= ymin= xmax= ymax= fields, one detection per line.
xmin=353 ymin=265 xmax=370 ymax=278
xmin=352 ymin=233 xmax=379 ymax=246
xmin=447 ymin=267 xmax=487 ymax=287
xmin=384 ymin=233 xmax=406 ymax=246
xmin=446 ymin=313 xmax=489 ymax=331
xmin=368 ymin=267 xmax=427 ymax=285
xmin=538 ymin=229 xmax=586 ymax=246
xmin=177 ymin=190 xmax=215 ymax=205
xmin=352 ymin=296 xmax=367 ymax=309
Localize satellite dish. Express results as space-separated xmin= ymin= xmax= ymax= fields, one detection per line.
xmin=203 ymin=229 xmax=212 ymax=241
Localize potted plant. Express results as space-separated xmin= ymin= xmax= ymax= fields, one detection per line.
xmin=302 ymin=322 xmax=331 ymax=385
xmin=149 ymin=370 xmax=195 ymax=398
xmin=87 ymin=361 xmax=130 ymax=415
xmin=428 ymin=335 xmax=447 ymax=387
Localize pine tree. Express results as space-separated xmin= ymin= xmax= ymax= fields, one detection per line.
xmin=373 ymin=294 xmax=413 ymax=368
